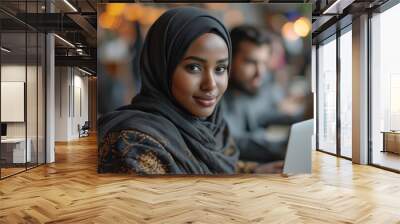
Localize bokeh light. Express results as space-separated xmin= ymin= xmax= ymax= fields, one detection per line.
xmin=123 ymin=4 xmax=144 ymax=22
xmin=106 ymin=3 xmax=126 ymax=16
xmin=294 ymin=17 xmax=311 ymax=37
xmin=282 ymin=22 xmax=299 ymax=41
xmin=99 ymin=12 xmax=116 ymax=29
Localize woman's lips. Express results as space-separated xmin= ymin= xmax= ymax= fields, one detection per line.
xmin=193 ymin=96 xmax=217 ymax=107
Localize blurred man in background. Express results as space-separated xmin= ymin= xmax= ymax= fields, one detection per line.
xmin=222 ymin=25 xmax=304 ymax=168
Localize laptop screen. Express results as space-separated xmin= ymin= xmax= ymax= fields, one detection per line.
xmin=283 ymin=119 xmax=313 ymax=175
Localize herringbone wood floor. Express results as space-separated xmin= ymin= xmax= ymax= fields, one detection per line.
xmin=1 ymin=135 xmax=400 ymax=224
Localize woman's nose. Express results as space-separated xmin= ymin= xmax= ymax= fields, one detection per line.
xmin=200 ymin=70 xmax=217 ymax=91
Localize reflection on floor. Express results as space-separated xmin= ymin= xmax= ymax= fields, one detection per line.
xmin=341 ymin=147 xmax=352 ymax=159
xmin=0 ymin=167 xmax=25 ymax=177
xmin=373 ymin=150 xmax=400 ymax=171
xmin=0 ymin=163 xmax=42 ymax=178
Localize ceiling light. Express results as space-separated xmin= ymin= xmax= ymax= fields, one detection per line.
xmin=323 ymin=0 xmax=341 ymax=14
xmin=63 ymin=0 xmax=78 ymax=12
xmin=54 ymin=34 xmax=75 ymax=48
xmin=1 ymin=47 xmax=11 ymax=53
xmin=323 ymin=0 xmax=355 ymax=15
xmin=78 ymin=67 xmax=92 ymax=76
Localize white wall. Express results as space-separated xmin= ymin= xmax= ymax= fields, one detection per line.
xmin=55 ymin=66 xmax=69 ymax=141
xmin=55 ymin=67 xmax=89 ymax=141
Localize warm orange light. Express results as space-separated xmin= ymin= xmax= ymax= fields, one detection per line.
xmin=123 ymin=4 xmax=143 ymax=22
xmin=99 ymin=12 xmax=115 ymax=29
xmin=205 ymin=3 xmax=228 ymax=10
xmin=106 ymin=3 xmax=126 ymax=16
xmin=281 ymin=22 xmax=299 ymax=41
xmin=140 ymin=7 xmax=162 ymax=26
xmin=294 ymin=17 xmax=311 ymax=37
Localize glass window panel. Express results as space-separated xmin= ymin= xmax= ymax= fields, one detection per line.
xmin=371 ymin=3 xmax=400 ymax=171
xmin=0 ymin=1 xmax=30 ymax=178
xmin=1 ymin=30 xmax=27 ymax=177
xmin=339 ymin=29 xmax=352 ymax=158
xmin=317 ymin=37 xmax=337 ymax=154
xmin=0 ymin=0 xmax=46 ymax=179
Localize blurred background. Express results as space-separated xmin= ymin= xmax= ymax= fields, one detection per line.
xmin=97 ymin=3 xmax=312 ymax=119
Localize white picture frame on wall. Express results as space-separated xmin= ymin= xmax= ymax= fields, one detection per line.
xmin=1 ymin=81 xmax=25 ymax=122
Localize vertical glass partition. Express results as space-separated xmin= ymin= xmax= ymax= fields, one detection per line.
xmin=0 ymin=0 xmax=46 ymax=179
xmin=371 ymin=3 xmax=400 ymax=171
xmin=317 ymin=35 xmax=337 ymax=155
xmin=339 ymin=27 xmax=352 ymax=158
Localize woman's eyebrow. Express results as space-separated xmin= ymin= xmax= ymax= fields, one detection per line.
xmin=217 ymin=58 xmax=229 ymax=63
xmin=183 ymin=56 xmax=207 ymax=63
xmin=183 ymin=56 xmax=229 ymax=64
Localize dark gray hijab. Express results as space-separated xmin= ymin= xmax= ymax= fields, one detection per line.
xmin=99 ymin=7 xmax=239 ymax=174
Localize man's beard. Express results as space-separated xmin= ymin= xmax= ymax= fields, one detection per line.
xmin=229 ymin=79 xmax=260 ymax=96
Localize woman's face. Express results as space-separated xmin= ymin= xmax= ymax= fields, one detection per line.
xmin=172 ymin=33 xmax=229 ymax=118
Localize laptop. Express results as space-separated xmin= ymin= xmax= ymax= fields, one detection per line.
xmin=282 ymin=119 xmax=313 ymax=175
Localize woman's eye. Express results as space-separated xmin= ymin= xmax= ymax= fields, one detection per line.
xmin=185 ymin=64 xmax=201 ymax=73
xmin=215 ymin=65 xmax=227 ymax=75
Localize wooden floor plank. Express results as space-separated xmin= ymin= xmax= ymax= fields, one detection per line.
xmin=1 ymin=135 xmax=400 ymax=223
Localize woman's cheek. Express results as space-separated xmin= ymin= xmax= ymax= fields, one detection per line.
xmin=218 ymin=73 xmax=229 ymax=95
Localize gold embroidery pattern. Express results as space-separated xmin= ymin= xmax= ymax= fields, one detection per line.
xmin=100 ymin=129 xmax=168 ymax=174
xmin=136 ymin=150 xmax=167 ymax=174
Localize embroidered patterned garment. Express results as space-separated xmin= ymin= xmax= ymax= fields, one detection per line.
xmin=99 ymin=130 xmax=168 ymax=174
xmin=98 ymin=128 xmax=239 ymax=175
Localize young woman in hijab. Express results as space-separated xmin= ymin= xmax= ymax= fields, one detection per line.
xmin=98 ymin=7 xmax=239 ymax=175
